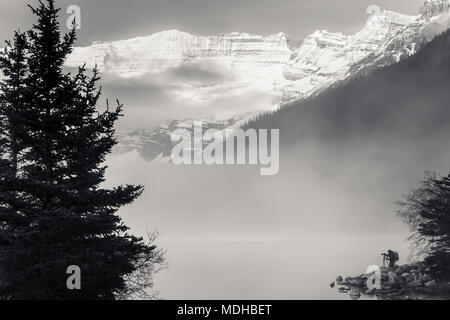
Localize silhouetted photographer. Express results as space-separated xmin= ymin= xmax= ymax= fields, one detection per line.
xmin=382 ymin=250 xmax=399 ymax=268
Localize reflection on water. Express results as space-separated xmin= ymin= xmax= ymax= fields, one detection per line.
xmin=155 ymin=235 xmax=410 ymax=300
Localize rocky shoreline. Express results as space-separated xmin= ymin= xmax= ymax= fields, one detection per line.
xmin=333 ymin=262 xmax=450 ymax=300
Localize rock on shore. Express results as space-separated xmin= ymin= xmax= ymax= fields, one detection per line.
xmin=334 ymin=262 xmax=450 ymax=300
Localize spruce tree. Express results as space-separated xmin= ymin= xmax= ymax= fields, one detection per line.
xmin=0 ymin=30 xmax=29 ymax=298
xmin=0 ymin=31 xmax=28 ymax=180
xmin=0 ymin=0 xmax=157 ymax=299
xmin=399 ymin=172 xmax=450 ymax=281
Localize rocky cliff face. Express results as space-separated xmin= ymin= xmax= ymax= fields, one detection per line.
xmin=281 ymin=4 xmax=450 ymax=103
xmin=63 ymin=1 xmax=450 ymax=160
xmin=114 ymin=118 xmax=237 ymax=162
xmin=421 ymin=0 xmax=450 ymax=18
xmin=66 ymin=1 xmax=450 ymax=107
xmin=66 ymin=30 xmax=292 ymax=78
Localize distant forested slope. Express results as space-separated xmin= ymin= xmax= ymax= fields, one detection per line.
xmin=247 ymin=30 xmax=450 ymax=150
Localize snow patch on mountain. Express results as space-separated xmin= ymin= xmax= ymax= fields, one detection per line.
xmin=66 ymin=30 xmax=292 ymax=78
xmin=281 ymin=5 xmax=450 ymax=103
xmin=421 ymin=0 xmax=450 ymax=18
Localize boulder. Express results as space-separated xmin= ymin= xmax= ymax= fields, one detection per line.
xmin=407 ymin=279 xmax=424 ymax=288
xmin=385 ymin=291 xmax=404 ymax=299
xmin=378 ymin=287 xmax=399 ymax=295
xmin=380 ymin=267 xmax=391 ymax=274
xmin=398 ymin=264 xmax=417 ymax=274
xmin=425 ymin=280 xmax=438 ymax=288
xmin=338 ymin=287 xmax=350 ymax=293
xmin=388 ymin=272 xmax=396 ymax=281
xmin=421 ymin=274 xmax=433 ymax=283
xmin=349 ymin=290 xmax=362 ymax=300
xmin=392 ymin=276 xmax=405 ymax=286
xmin=395 ymin=266 xmax=406 ymax=275
xmin=346 ymin=277 xmax=366 ymax=287
xmin=364 ymin=288 xmax=375 ymax=295
xmin=358 ymin=274 xmax=369 ymax=280
xmin=417 ymin=264 xmax=426 ymax=273
xmin=381 ymin=281 xmax=395 ymax=290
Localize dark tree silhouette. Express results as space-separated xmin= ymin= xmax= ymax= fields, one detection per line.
xmin=0 ymin=30 xmax=29 ymax=298
xmin=0 ymin=31 xmax=28 ymax=181
xmin=0 ymin=0 xmax=163 ymax=300
xmin=398 ymin=172 xmax=450 ymax=281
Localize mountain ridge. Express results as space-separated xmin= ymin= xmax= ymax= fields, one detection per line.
xmin=102 ymin=1 xmax=450 ymax=160
xmin=3 ymin=1 xmax=448 ymax=160
xmin=246 ymin=28 xmax=450 ymax=150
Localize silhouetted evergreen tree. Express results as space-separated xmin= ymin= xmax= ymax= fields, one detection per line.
xmin=0 ymin=30 xmax=29 ymax=297
xmin=0 ymin=31 xmax=28 ymax=180
xmin=398 ymin=172 xmax=450 ymax=281
xmin=0 ymin=0 xmax=158 ymax=299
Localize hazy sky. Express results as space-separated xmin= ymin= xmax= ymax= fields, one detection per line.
xmin=0 ymin=0 xmax=426 ymax=46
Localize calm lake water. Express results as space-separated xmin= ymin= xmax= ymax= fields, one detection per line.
xmin=107 ymin=152 xmax=417 ymax=300
xmin=155 ymin=235 xmax=410 ymax=300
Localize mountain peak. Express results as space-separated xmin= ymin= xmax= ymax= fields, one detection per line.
xmin=157 ymin=29 xmax=190 ymax=35
xmin=420 ymin=0 xmax=450 ymax=18
xmin=364 ymin=9 xmax=417 ymax=27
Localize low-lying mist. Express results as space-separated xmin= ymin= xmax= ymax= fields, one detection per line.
xmin=105 ymin=143 xmax=423 ymax=241
xmin=102 ymin=27 xmax=450 ymax=300
xmin=104 ymin=139 xmax=433 ymax=298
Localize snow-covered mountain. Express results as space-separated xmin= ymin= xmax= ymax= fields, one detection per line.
xmin=67 ymin=31 xmax=293 ymax=122
xmin=115 ymin=118 xmax=238 ymax=162
xmin=282 ymin=1 xmax=450 ymax=102
xmin=67 ymin=31 xmax=292 ymax=78
xmin=63 ymin=0 xmax=450 ymax=160
xmin=421 ymin=0 xmax=450 ymax=18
